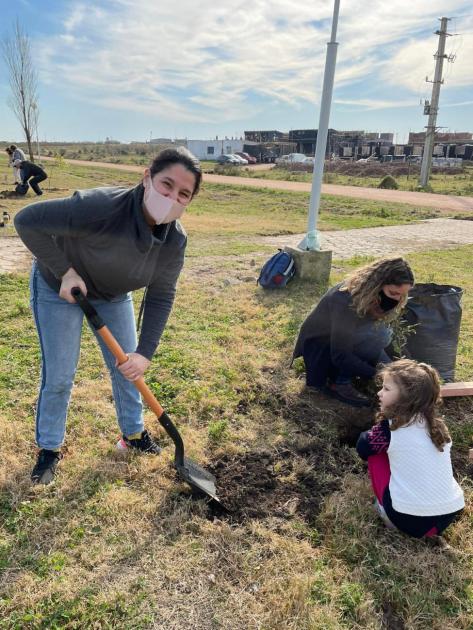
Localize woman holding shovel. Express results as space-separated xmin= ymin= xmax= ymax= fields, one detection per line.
xmin=15 ymin=147 xmax=202 ymax=484
xmin=293 ymin=257 xmax=414 ymax=407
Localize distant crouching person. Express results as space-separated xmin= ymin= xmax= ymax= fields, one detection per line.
xmin=15 ymin=159 xmax=48 ymax=196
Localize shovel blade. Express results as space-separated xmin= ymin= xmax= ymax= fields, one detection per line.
xmin=176 ymin=457 xmax=220 ymax=502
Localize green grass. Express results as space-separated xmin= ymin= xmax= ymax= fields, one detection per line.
xmin=0 ymin=157 xmax=471 ymax=629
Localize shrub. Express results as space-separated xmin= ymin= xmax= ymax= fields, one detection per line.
xmin=378 ymin=174 xmax=398 ymax=189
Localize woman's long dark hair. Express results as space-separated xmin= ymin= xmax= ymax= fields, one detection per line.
xmin=149 ymin=147 xmax=202 ymax=196
xmin=377 ymin=359 xmax=451 ymax=451
xmin=342 ymin=257 xmax=414 ymax=318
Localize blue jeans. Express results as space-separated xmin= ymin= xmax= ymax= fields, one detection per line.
xmin=336 ymin=321 xmax=392 ymax=384
xmin=30 ymin=264 xmax=143 ymax=450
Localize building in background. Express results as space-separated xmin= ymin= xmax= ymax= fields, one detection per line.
xmin=174 ymin=128 xmax=473 ymax=162
xmin=408 ymin=131 xmax=473 ymax=160
xmin=186 ymin=138 xmax=244 ymax=160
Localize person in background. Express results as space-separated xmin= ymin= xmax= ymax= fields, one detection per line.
xmin=292 ymin=257 xmax=414 ymax=407
xmin=14 ymin=159 xmax=48 ymax=195
xmin=10 ymin=144 xmax=26 ymax=183
xmin=356 ymin=359 xmax=464 ymax=539
xmin=5 ymin=147 xmax=20 ymax=184
xmin=14 ymin=147 xmax=202 ymax=484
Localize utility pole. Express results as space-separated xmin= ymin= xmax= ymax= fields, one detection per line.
xmin=419 ymin=17 xmax=452 ymax=188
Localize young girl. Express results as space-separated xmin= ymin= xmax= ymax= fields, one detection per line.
xmin=356 ymin=359 xmax=464 ymax=538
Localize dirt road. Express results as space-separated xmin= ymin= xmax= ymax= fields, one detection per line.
xmin=39 ymin=156 xmax=473 ymax=213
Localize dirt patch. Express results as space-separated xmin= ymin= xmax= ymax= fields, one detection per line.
xmin=382 ymin=602 xmax=406 ymax=630
xmin=0 ymin=189 xmax=23 ymax=199
xmin=208 ymin=393 xmax=369 ymax=523
xmin=208 ymin=444 xmax=359 ymax=523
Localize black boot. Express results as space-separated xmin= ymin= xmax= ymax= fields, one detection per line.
xmin=120 ymin=430 xmax=161 ymax=454
xmin=31 ymin=449 xmax=62 ymax=484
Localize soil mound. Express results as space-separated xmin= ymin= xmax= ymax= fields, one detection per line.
xmin=208 ymin=441 xmax=361 ymax=523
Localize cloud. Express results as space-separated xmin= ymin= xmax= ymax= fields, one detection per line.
xmin=334 ymin=98 xmax=416 ymax=110
xmin=34 ymin=0 xmax=473 ymax=125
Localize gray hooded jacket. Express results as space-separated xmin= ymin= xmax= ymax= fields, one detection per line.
xmin=15 ymin=184 xmax=186 ymax=360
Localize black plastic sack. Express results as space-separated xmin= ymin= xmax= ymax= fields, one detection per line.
xmin=402 ymin=283 xmax=463 ymax=382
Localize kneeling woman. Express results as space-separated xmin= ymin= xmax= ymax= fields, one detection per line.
xmin=292 ymin=257 xmax=414 ymax=407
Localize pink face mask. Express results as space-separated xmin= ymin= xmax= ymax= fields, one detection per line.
xmin=143 ymin=175 xmax=186 ymax=224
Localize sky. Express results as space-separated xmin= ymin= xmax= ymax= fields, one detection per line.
xmin=0 ymin=0 xmax=472 ymax=144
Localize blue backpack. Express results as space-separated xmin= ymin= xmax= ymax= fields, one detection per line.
xmin=258 ymin=250 xmax=296 ymax=289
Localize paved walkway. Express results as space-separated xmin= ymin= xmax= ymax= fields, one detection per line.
xmin=2 ymin=218 xmax=473 ymax=274
xmin=39 ymin=155 xmax=473 ymax=214
xmin=261 ymin=218 xmax=473 ymax=259
xmin=0 ymin=237 xmax=32 ymax=273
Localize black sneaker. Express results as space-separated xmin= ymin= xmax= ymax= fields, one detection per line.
xmin=31 ymin=449 xmax=62 ymax=484
xmin=327 ymin=383 xmax=371 ymax=408
xmin=120 ymin=430 xmax=161 ymax=454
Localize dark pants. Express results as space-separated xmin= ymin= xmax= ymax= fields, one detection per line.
xmin=303 ymin=321 xmax=392 ymax=387
xmin=336 ymin=321 xmax=392 ymax=384
xmin=368 ymin=452 xmax=463 ymax=538
xmin=26 ymin=173 xmax=47 ymax=195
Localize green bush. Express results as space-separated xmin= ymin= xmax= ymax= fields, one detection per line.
xmin=378 ymin=174 xmax=399 ymax=189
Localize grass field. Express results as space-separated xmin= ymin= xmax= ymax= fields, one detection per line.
xmin=0 ymin=159 xmax=471 ymax=629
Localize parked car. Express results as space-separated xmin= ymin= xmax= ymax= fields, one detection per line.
xmin=275 ymin=155 xmax=289 ymax=165
xmin=288 ymin=153 xmax=308 ymax=163
xmin=230 ymin=154 xmax=248 ymax=165
xmin=216 ymin=154 xmax=240 ymax=165
xmin=262 ymin=152 xmax=277 ymax=163
xmin=302 ymin=156 xmax=315 ymax=165
xmin=235 ymin=151 xmax=257 ymax=164
xmin=275 ymin=153 xmax=308 ymax=166
xmin=357 ymin=155 xmax=378 ymax=163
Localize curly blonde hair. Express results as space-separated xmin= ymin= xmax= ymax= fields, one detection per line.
xmin=341 ymin=257 xmax=414 ymax=319
xmin=377 ymin=359 xmax=451 ymax=451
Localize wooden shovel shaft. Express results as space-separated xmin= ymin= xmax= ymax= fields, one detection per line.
xmin=96 ymin=326 xmax=165 ymax=418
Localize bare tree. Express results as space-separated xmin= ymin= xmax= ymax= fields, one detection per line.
xmin=2 ymin=19 xmax=39 ymax=161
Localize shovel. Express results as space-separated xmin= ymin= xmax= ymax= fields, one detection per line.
xmin=71 ymin=287 xmax=220 ymax=503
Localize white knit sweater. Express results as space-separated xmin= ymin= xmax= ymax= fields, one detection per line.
xmin=388 ymin=417 xmax=465 ymax=516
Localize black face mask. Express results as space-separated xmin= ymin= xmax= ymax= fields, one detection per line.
xmin=379 ymin=290 xmax=400 ymax=312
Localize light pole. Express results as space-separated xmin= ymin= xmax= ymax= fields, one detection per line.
xmin=299 ymin=0 xmax=340 ymax=251
xmin=31 ymin=101 xmax=40 ymax=160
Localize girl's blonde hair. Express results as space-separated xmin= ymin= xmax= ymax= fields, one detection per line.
xmin=342 ymin=257 xmax=414 ymax=318
xmin=377 ymin=359 xmax=451 ymax=451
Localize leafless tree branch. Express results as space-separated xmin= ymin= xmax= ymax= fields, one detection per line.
xmin=2 ymin=19 xmax=39 ymax=161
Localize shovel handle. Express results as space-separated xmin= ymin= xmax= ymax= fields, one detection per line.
xmin=71 ymin=287 xmax=164 ymax=418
